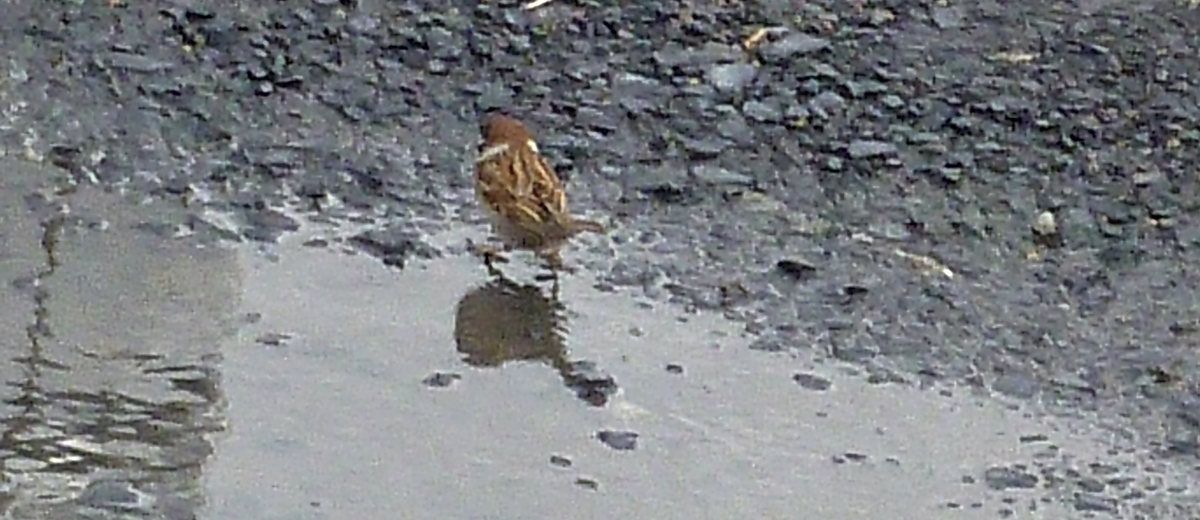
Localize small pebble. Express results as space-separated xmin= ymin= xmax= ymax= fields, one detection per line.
xmin=1033 ymin=210 xmax=1057 ymax=236
xmin=422 ymin=372 xmax=461 ymax=388
xmin=597 ymin=430 xmax=639 ymax=451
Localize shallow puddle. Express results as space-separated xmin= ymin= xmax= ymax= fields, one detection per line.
xmin=0 ymin=161 xmax=1163 ymax=519
xmin=0 ymin=161 xmax=230 ymax=518
xmin=204 ymin=223 xmax=1120 ymax=520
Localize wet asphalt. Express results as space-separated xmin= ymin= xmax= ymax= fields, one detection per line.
xmin=1 ymin=0 xmax=1200 ymax=518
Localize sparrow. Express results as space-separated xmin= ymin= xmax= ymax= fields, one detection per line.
xmin=473 ymin=113 xmax=605 ymax=273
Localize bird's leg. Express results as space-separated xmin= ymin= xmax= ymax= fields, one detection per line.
xmin=535 ymin=254 xmax=562 ymax=296
xmin=539 ymin=250 xmax=576 ymax=274
xmin=484 ymin=255 xmax=504 ymax=278
xmin=467 ymin=239 xmax=512 ymax=279
xmin=469 ymin=240 xmax=511 ymax=265
xmin=533 ymin=250 xmax=568 ymax=294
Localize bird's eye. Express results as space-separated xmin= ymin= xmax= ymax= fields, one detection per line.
xmin=478 ymin=143 xmax=510 ymax=162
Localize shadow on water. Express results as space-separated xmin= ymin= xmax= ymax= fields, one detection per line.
xmin=455 ymin=275 xmax=568 ymax=369
xmin=0 ymin=159 xmax=235 ymax=518
xmin=455 ymin=273 xmax=616 ymax=406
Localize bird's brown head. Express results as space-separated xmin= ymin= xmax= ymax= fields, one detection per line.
xmin=480 ymin=113 xmax=535 ymax=147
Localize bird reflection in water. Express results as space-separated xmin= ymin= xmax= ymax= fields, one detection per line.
xmin=453 ymin=273 xmax=616 ymax=406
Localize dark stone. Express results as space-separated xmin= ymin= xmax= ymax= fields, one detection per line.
xmin=597 ymin=430 xmax=639 ymax=451
xmin=422 ymin=372 xmax=461 ymax=388
xmin=255 ymin=332 xmax=292 ymax=347
xmin=832 ymin=452 xmax=868 ymax=464
xmin=1072 ymin=493 xmax=1117 ymax=512
xmin=776 ymin=259 xmax=817 ymax=280
xmin=792 ymin=372 xmax=832 ymax=391
xmin=563 ymin=361 xmax=618 ymax=407
xmin=983 ymin=466 xmax=1039 ymax=490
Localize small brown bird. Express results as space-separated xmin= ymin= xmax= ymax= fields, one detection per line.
xmin=474 ymin=113 xmax=605 ymax=272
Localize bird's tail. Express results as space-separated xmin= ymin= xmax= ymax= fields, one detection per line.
xmin=566 ymin=217 xmax=606 ymax=235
